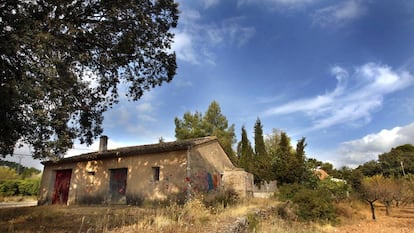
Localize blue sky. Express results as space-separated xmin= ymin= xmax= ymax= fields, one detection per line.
xmin=7 ymin=0 xmax=414 ymax=170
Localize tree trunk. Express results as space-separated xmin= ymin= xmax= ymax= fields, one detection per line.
xmin=369 ymin=201 xmax=376 ymax=220
xmin=385 ymin=201 xmax=391 ymax=216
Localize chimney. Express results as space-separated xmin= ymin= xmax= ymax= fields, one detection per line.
xmin=99 ymin=135 xmax=108 ymax=152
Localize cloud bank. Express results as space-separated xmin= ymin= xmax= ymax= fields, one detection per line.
xmin=336 ymin=122 xmax=414 ymax=167
xmin=264 ymin=63 xmax=414 ymax=131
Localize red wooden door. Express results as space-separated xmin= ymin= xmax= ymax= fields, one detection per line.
xmin=109 ymin=168 xmax=127 ymax=204
xmin=52 ymin=169 xmax=72 ymax=204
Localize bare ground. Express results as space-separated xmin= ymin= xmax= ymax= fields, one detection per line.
xmin=323 ymin=205 xmax=414 ymax=233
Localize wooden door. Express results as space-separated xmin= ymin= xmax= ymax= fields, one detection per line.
xmin=109 ymin=168 xmax=127 ymax=204
xmin=52 ymin=169 xmax=72 ymax=204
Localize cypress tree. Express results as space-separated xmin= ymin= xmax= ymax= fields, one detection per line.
xmin=253 ymin=118 xmax=271 ymax=183
xmin=237 ymin=126 xmax=254 ymax=173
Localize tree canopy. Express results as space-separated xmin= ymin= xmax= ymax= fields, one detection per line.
xmin=1 ymin=0 xmax=179 ymax=159
xmin=174 ymin=101 xmax=237 ymax=164
xmin=356 ymin=144 xmax=414 ymax=177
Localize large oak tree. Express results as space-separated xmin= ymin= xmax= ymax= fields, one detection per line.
xmin=0 ymin=0 xmax=179 ymax=159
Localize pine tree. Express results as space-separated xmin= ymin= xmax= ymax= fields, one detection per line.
xmin=174 ymin=101 xmax=237 ymax=164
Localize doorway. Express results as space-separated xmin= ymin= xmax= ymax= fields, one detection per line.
xmin=109 ymin=168 xmax=127 ymax=204
xmin=52 ymin=169 xmax=72 ymax=205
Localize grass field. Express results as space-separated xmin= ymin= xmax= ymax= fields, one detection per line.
xmin=1 ymin=198 xmax=413 ymax=233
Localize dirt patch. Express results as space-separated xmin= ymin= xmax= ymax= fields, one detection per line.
xmin=324 ymin=205 xmax=414 ymax=233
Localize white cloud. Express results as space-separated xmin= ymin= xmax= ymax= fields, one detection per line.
xmin=172 ymin=31 xmax=199 ymax=64
xmin=335 ymin=122 xmax=414 ymax=167
xmin=264 ymin=63 xmax=414 ymax=130
xmin=172 ymin=6 xmax=255 ymax=65
xmin=238 ymin=0 xmax=319 ymax=9
xmin=203 ymin=0 xmax=220 ymax=9
xmin=312 ymin=0 xmax=366 ymax=27
xmin=206 ymin=18 xmax=256 ymax=47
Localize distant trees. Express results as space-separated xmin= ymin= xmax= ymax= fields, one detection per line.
xmin=235 ymin=118 xmax=312 ymax=186
xmin=174 ymin=101 xmax=237 ymax=164
xmin=0 ymin=160 xmax=41 ymax=197
xmin=357 ymin=144 xmax=414 ymax=178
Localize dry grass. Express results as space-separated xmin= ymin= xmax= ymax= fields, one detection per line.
xmin=1 ymin=197 xmax=413 ymax=233
xmin=0 ymin=196 xmax=37 ymax=203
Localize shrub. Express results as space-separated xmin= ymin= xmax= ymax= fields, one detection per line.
xmin=276 ymin=201 xmax=298 ymax=221
xmin=277 ymin=184 xmax=337 ymax=223
xmin=203 ymin=189 xmax=239 ymax=208
xmin=292 ymin=188 xmax=336 ymax=222
xmin=17 ymin=179 xmax=40 ymax=196
xmin=0 ymin=180 xmax=19 ymax=196
xmin=318 ymin=179 xmax=350 ymax=202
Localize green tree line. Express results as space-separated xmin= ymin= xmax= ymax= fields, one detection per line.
xmin=0 ymin=160 xmax=41 ymax=197
xmin=174 ymin=101 xmax=414 ymax=222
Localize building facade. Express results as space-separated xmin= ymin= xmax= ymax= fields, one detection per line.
xmin=38 ymin=136 xmax=253 ymax=205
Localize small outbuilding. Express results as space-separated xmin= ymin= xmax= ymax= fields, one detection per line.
xmin=38 ymin=136 xmax=253 ymax=205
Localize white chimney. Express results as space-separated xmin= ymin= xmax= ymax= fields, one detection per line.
xmin=99 ymin=135 xmax=108 ymax=152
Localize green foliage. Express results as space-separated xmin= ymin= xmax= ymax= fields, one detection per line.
xmin=0 ymin=167 xmax=19 ymax=181
xmin=17 ymin=179 xmax=40 ymax=196
xmin=379 ymin=144 xmax=414 ymax=177
xmin=318 ymin=179 xmax=350 ymax=202
xmin=0 ymin=159 xmax=41 ymax=179
xmin=0 ymin=179 xmax=40 ymax=196
xmin=272 ymin=133 xmax=309 ymax=185
xmin=356 ymin=144 xmax=414 ymax=178
xmin=278 ymin=184 xmax=337 ymax=222
xmin=253 ymin=118 xmax=272 ymax=183
xmin=236 ymin=126 xmax=254 ymax=173
xmin=0 ymin=162 xmax=41 ymax=196
xmin=0 ymin=180 xmax=19 ymax=196
xmin=1 ymin=0 xmax=179 ymax=159
xmin=174 ymin=101 xmax=237 ymax=164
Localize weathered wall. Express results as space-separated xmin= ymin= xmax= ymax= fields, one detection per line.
xmin=39 ymin=150 xmax=188 ymax=205
xmin=39 ymin=140 xmax=254 ymax=205
xmin=222 ymin=169 xmax=254 ymax=198
xmin=187 ymin=141 xmax=235 ymax=194
xmin=253 ymin=181 xmax=278 ymax=198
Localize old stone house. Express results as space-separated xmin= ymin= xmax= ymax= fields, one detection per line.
xmin=38 ymin=136 xmax=253 ymax=205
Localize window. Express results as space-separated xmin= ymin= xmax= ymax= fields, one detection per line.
xmin=152 ymin=166 xmax=160 ymax=182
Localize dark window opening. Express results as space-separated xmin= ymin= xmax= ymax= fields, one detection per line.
xmin=152 ymin=167 xmax=160 ymax=182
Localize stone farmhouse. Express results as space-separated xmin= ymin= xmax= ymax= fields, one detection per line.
xmin=38 ymin=136 xmax=254 ymax=205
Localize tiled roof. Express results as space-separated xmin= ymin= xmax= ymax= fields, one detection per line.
xmin=42 ymin=136 xmax=218 ymax=165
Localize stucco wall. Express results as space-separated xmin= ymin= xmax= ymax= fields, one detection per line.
xmin=187 ymin=141 xmax=235 ymax=194
xmin=39 ymin=150 xmax=188 ymax=205
xmin=38 ymin=140 xmax=253 ymax=205
xmin=222 ymin=169 xmax=254 ymax=198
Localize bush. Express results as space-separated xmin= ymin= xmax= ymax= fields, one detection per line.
xmin=0 ymin=180 xmax=19 ymax=196
xmin=277 ymin=184 xmax=337 ymax=222
xmin=0 ymin=179 xmax=40 ymax=197
xmin=318 ymin=179 xmax=350 ymax=202
xmin=203 ymin=189 xmax=239 ymax=208
xmin=17 ymin=179 xmax=40 ymax=196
